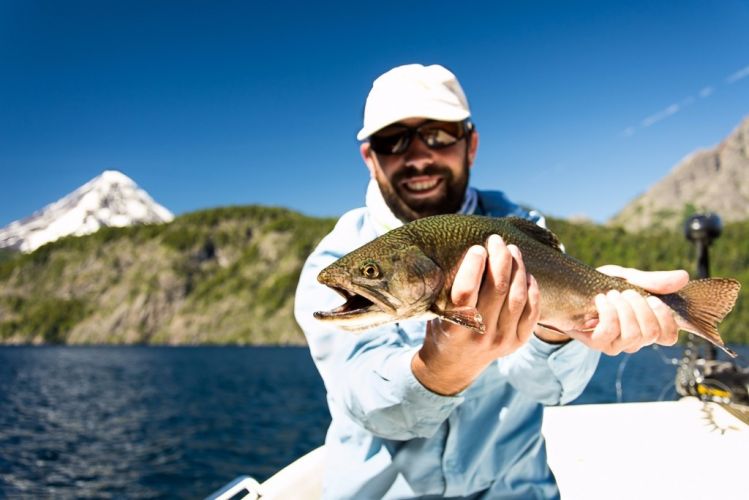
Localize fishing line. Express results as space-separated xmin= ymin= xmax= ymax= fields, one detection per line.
xmin=614 ymin=353 xmax=631 ymax=403
xmin=657 ymin=381 xmax=676 ymax=401
xmin=651 ymin=344 xmax=680 ymax=366
xmin=616 ymin=346 xmax=698 ymax=403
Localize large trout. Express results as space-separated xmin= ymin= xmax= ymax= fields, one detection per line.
xmin=313 ymin=214 xmax=741 ymax=357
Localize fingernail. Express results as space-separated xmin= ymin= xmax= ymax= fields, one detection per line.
xmin=594 ymin=293 xmax=606 ymax=308
xmin=508 ymin=244 xmax=522 ymax=260
xmin=488 ymin=234 xmax=503 ymax=247
xmin=646 ymin=296 xmax=662 ymax=309
xmin=469 ymin=245 xmax=486 ymax=258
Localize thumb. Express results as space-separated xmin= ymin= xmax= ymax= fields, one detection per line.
xmin=597 ymin=265 xmax=689 ymax=294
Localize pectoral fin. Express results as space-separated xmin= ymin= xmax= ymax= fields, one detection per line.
xmin=431 ymin=304 xmax=485 ymax=333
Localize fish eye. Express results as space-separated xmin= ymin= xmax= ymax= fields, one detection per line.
xmin=360 ymin=262 xmax=380 ymax=279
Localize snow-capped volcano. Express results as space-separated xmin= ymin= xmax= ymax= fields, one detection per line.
xmin=0 ymin=170 xmax=174 ymax=252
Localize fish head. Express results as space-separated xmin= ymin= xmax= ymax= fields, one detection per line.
xmin=314 ymin=241 xmax=445 ymax=331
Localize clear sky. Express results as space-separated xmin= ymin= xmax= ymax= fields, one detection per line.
xmin=2 ymin=0 xmax=748 ymax=228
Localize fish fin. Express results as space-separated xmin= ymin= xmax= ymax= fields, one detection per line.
xmin=658 ymin=278 xmax=741 ymax=358
xmin=504 ymin=217 xmax=563 ymax=252
xmin=432 ymin=304 xmax=485 ymax=334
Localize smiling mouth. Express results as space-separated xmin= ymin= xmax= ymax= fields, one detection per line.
xmin=402 ymin=177 xmax=443 ymax=195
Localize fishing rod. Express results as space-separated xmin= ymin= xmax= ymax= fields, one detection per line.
xmin=675 ymin=213 xmax=749 ymax=406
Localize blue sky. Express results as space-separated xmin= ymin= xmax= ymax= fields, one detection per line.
xmin=2 ymin=0 xmax=748 ymax=227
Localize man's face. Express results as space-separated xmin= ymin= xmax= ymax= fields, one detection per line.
xmin=361 ymin=118 xmax=479 ymax=222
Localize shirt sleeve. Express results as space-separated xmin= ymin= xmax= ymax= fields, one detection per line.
xmin=294 ymin=231 xmax=463 ymax=441
xmin=497 ymin=335 xmax=600 ymax=405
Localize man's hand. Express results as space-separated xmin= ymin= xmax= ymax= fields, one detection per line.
xmin=411 ymin=235 xmax=540 ymax=396
xmin=569 ymin=265 xmax=688 ymax=355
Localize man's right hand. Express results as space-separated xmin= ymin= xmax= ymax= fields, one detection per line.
xmin=411 ymin=235 xmax=541 ymax=395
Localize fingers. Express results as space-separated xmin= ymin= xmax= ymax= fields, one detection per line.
xmin=449 ymin=234 xmax=535 ymax=355
xmin=476 ymin=234 xmax=515 ymax=328
xmin=588 ymin=293 xmax=617 ymax=352
xmin=646 ymin=296 xmax=679 ymax=346
xmin=584 ymin=265 xmax=687 ymax=355
xmin=478 ymin=235 xmax=537 ymax=349
xmin=451 ymin=245 xmax=487 ymax=307
xmin=517 ymin=274 xmax=541 ymax=343
xmin=588 ymin=290 xmax=679 ymax=355
xmin=496 ymin=244 xmax=534 ymax=345
xmin=417 ymin=236 xmax=535 ymax=394
xmin=597 ymin=265 xmax=689 ymax=294
xmin=615 ymin=290 xmax=658 ymax=353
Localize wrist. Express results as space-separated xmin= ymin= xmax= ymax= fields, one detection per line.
xmin=411 ymin=349 xmax=469 ymax=396
xmin=411 ymin=338 xmax=491 ymax=396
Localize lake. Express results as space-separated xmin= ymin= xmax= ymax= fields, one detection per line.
xmin=1 ymin=344 xmax=746 ymax=498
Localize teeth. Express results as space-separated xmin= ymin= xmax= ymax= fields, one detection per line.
xmin=406 ymin=179 xmax=439 ymax=192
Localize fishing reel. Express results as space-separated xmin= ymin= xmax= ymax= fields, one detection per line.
xmin=676 ymin=352 xmax=749 ymax=406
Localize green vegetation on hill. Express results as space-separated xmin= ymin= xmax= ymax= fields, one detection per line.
xmin=0 ymin=205 xmax=335 ymax=345
xmin=0 ymin=248 xmax=15 ymax=264
xmin=0 ymin=207 xmax=746 ymax=345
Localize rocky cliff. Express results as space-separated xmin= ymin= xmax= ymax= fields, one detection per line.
xmin=611 ymin=116 xmax=749 ymax=232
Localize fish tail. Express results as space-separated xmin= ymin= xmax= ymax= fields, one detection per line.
xmin=658 ymin=278 xmax=741 ymax=358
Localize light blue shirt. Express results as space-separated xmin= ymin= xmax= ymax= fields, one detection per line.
xmin=294 ymin=190 xmax=600 ymax=499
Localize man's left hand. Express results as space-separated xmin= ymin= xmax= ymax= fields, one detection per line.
xmin=568 ymin=265 xmax=688 ymax=355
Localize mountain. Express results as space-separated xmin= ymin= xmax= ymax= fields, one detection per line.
xmin=0 ymin=170 xmax=174 ymax=253
xmin=610 ymin=115 xmax=749 ymax=232
xmin=0 ymin=205 xmax=335 ymax=345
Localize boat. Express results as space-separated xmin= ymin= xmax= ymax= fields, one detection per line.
xmin=206 ymin=397 xmax=748 ymax=500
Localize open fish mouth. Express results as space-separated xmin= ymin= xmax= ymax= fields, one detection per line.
xmin=315 ymin=287 xmax=378 ymax=318
xmin=313 ymin=285 xmax=398 ymax=328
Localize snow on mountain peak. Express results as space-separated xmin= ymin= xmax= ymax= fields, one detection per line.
xmin=98 ymin=169 xmax=137 ymax=187
xmin=0 ymin=170 xmax=174 ymax=253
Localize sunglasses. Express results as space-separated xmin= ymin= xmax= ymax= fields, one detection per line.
xmin=368 ymin=120 xmax=472 ymax=155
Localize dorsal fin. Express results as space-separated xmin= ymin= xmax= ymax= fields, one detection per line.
xmin=505 ymin=217 xmax=563 ymax=252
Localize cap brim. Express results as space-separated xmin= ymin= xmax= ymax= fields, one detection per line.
xmin=357 ymin=107 xmax=470 ymax=140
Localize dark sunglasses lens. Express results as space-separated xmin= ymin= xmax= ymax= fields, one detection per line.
xmin=370 ymin=127 xmax=412 ymax=154
xmin=369 ymin=121 xmax=468 ymax=154
xmin=418 ymin=122 xmax=464 ymax=149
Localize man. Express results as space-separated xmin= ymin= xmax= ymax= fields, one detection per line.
xmin=294 ymin=64 xmax=685 ymax=499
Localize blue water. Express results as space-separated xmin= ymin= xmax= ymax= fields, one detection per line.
xmin=1 ymin=344 xmax=747 ymax=498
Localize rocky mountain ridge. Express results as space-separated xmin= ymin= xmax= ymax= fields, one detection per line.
xmin=611 ymin=115 xmax=749 ymax=232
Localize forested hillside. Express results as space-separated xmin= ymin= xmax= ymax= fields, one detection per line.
xmin=0 ymin=208 xmax=746 ymax=345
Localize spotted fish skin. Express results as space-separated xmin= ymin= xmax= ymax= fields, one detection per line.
xmin=315 ymin=214 xmax=741 ymax=357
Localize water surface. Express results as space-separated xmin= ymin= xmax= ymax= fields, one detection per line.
xmin=1 ymin=344 xmax=746 ymax=498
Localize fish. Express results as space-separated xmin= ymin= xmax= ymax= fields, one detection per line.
xmin=313 ymin=214 xmax=741 ymax=357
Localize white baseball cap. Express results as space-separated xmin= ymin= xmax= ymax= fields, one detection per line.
xmin=356 ymin=64 xmax=471 ymax=140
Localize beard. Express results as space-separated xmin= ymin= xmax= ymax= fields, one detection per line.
xmin=374 ymin=161 xmax=470 ymax=223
